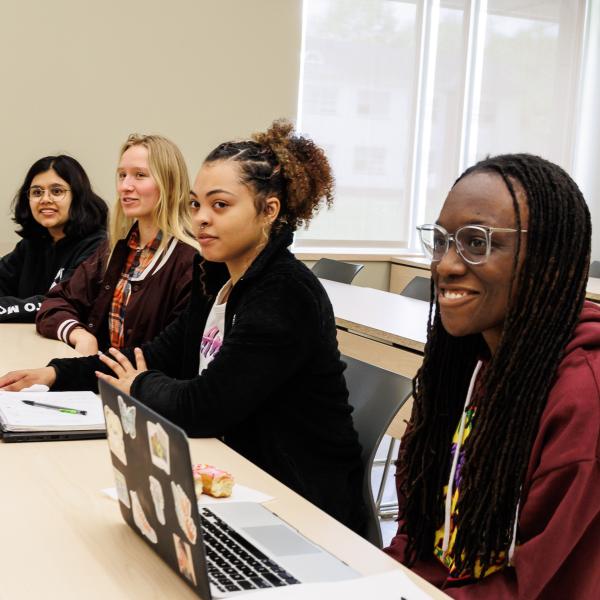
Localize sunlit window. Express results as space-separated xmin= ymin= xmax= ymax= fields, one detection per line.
xmin=296 ymin=0 xmax=585 ymax=250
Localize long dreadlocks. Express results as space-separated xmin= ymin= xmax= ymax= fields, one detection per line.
xmin=399 ymin=153 xmax=591 ymax=576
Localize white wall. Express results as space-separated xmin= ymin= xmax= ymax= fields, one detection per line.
xmin=0 ymin=0 xmax=302 ymax=254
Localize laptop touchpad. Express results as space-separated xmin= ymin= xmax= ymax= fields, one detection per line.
xmin=242 ymin=525 xmax=322 ymax=557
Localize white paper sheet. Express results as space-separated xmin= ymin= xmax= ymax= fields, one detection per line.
xmin=197 ymin=483 xmax=273 ymax=505
xmin=102 ymin=483 xmax=273 ymax=505
xmin=234 ymin=568 xmax=437 ymax=599
xmin=0 ymin=391 xmax=104 ymax=432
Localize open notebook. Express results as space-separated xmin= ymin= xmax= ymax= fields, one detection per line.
xmin=0 ymin=391 xmax=105 ymax=442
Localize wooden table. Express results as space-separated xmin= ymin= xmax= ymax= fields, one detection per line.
xmin=0 ymin=325 xmax=449 ymax=599
xmin=320 ymin=279 xmax=428 ymax=353
xmin=0 ymin=323 xmax=80 ymax=371
xmin=587 ymin=277 xmax=600 ymax=302
xmin=320 ymin=278 xmax=428 ymax=381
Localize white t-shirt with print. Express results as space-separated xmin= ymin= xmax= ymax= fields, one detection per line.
xmin=199 ymin=280 xmax=232 ymax=374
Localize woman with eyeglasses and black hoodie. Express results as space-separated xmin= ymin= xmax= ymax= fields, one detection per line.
xmin=0 ymin=155 xmax=108 ymax=322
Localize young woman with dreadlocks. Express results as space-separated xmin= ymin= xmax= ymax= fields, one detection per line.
xmin=385 ymin=153 xmax=600 ymax=598
xmin=0 ymin=120 xmax=366 ymax=536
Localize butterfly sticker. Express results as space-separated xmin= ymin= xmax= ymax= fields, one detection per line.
xmin=118 ymin=395 xmax=136 ymax=439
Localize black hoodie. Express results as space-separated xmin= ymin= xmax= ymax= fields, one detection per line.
xmin=0 ymin=230 xmax=106 ymax=322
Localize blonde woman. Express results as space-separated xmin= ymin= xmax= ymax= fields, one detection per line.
xmin=36 ymin=134 xmax=199 ymax=355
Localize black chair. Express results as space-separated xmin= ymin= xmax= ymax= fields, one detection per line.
xmin=400 ymin=276 xmax=430 ymax=302
xmin=589 ymin=261 xmax=600 ymax=278
xmin=343 ymin=355 xmax=413 ymax=547
xmin=311 ymin=258 xmax=364 ymax=284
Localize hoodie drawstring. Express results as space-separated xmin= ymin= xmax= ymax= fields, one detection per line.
xmin=441 ymin=359 xmax=520 ymax=566
xmin=442 ymin=360 xmax=482 ymax=553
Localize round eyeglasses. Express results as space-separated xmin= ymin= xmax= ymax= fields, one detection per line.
xmin=416 ymin=223 xmax=528 ymax=265
xmin=28 ymin=185 xmax=71 ymax=202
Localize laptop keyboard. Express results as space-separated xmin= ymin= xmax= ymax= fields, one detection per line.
xmin=199 ymin=507 xmax=301 ymax=594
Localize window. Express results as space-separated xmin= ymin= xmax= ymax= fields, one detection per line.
xmin=296 ymin=0 xmax=418 ymax=246
xmin=304 ymin=84 xmax=339 ymax=116
xmin=353 ymin=146 xmax=387 ymax=176
xmin=296 ymin=0 xmax=586 ymax=251
xmin=476 ymin=0 xmax=583 ymax=167
xmin=356 ymin=89 xmax=391 ymax=117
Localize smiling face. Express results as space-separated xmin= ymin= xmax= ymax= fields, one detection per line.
xmin=432 ymin=171 xmax=528 ymax=354
xmin=190 ymin=160 xmax=280 ymax=283
xmin=28 ymin=169 xmax=72 ymax=241
xmin=116 ymin=145 xmax=160 ymax=225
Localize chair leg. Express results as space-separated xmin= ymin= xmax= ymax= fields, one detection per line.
xmin=375 ymin=437 xmax=397 ymax=511
xmin=378 ymin=501 xmax=400 ymax=519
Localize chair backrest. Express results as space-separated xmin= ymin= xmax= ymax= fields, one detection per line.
xmin=589 ymin=261 xmax=600 ymax=278
xmin=343 ymin=355 xmax=413 ymax=547
xmin=400 ymin=275 xmax=430 ymax=302
xmin=311 ymin=258 xmax=364 ymax=284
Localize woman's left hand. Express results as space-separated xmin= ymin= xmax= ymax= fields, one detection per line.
xmin=95 ymin=347 xmax=147 ymax=396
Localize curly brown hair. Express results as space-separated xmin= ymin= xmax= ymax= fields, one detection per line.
xmin=204 ymin=119 xmax=334 ymax=232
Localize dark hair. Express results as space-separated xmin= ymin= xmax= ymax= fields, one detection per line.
xmin=11 ymin=155 xmax=108 ymax=239
xmin=399 ymin=153 xmax=591 ymax=576
xmin=203 ymin=119 xmax=334 ymax=233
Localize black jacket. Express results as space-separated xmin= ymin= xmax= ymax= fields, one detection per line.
xmin=0 ymin=231 xmax=105 ymax=323
xmin=50 ymin=226 xmax=366 ymax=534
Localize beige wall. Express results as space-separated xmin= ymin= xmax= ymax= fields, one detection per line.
xmin=0 ymin=0 xmax=302 ymax=255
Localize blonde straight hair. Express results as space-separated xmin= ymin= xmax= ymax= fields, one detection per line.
xmin=109 ymin=133 xmax=198 ymax=254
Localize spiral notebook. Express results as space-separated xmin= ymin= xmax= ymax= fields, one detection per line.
xmin=0 ymin=390 xmax=105 ymax=442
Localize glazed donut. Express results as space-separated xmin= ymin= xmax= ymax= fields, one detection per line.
xmin=193 ymin=463 xmax=234 ymax=498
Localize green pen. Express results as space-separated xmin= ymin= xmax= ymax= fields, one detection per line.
xmin=22 ymin=400 xmax=87 ymax=416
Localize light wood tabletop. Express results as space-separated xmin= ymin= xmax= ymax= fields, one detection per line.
xmin=0 ymin=325 xmax=449 ymax=599
xmin=0 ymin=323 xmax=80 ymax=371
xmin=390 ymin=254 xmax=431 ymax=270
xmin=320 ymin=278 xmax=429 ymax=353
xmin=587 ymin=277 xmax=600 ymax=302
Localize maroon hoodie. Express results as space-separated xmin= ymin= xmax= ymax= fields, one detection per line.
xmin=385 ymin=301 xmax=600 ymax=599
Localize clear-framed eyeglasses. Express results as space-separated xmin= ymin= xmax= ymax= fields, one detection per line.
xmin=416 ymin=223 xmax=528 ymax=266
xmin=28 ymin=185 xmax=71 ymax=202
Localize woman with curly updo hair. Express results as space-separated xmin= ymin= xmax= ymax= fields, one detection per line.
xmin=1 ymin=120 xmax=367 ymax=536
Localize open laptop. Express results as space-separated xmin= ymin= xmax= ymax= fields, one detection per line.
xmin=98 ymin=380 xmax=358 ymax=598
xmin=1 ymin=429 xmax=105 ymax=442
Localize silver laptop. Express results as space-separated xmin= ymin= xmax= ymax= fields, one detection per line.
xmin=98 ymin=380 xmax=358 ymax=598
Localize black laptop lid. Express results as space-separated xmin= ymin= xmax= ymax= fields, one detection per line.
xmin=98 ymin=379 xmax=211 ymax=599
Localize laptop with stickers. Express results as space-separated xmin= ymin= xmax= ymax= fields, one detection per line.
xmin=98 ymin=380 xmax=358 ymax=598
